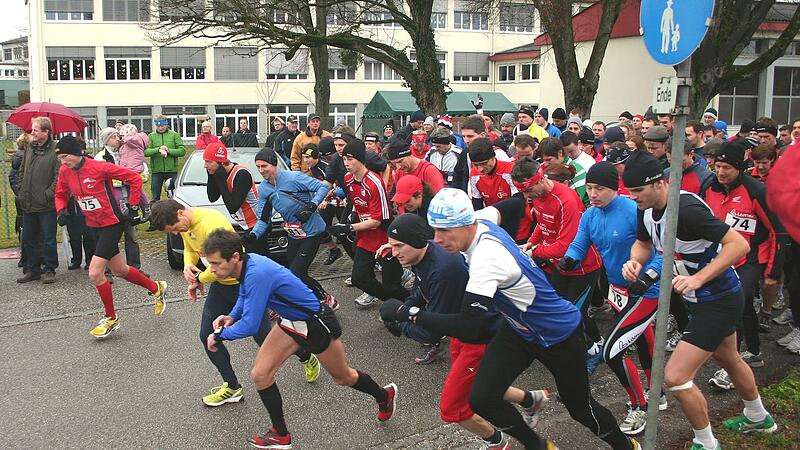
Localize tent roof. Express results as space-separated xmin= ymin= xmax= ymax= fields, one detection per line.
xmin=362 ymin=90 xmax=518 ymax=118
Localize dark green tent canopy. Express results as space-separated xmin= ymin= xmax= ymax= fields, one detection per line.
xmin=362 ymin=90 xmax=517 ymax=118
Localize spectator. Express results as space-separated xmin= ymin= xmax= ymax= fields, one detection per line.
xmin=778 ymin=125 xmax=792 ymax=149
xmin=392 ymin=110 xmax=425 ymax=145
xmin=145 ymin=115 xmax=186 ymax=201
xmin=755 ymin=117 xmax=779 ymax=148
xmin=703 ymin=124 xmax=717 ymax=143
xmin=686 ymin=120 xmax=709 ymax=168
xmin=16 ymin=117 xmax=60 ymax=284
xmin=219 ymin=126 xmax=233 ymax=147
xmin=566 ymin=117 xmax=583 ymax=134
xmin=273 ymin=115 xmax=300 ymax=165
xmin=233 ymin=117 xmax=259 ymax=147
xmin=265 ymin=116 xmax=285 ymax=149
xmin=10 ymin=133 xmax=29 ymax=268
xmin=702 ymin=108 xmax=718 ymax=126
xmin=117 ymin=123 xmax=152 ymax=220
xmin=626 ymin=135 xmax=646 ymax=152
xmin=499 ymin=113 xmax=516 ymax=148
xmin=381 ymin=122 xmax=394 ymax=146
xmin=291 ymin=113 xmax=331 ymax=174
xmin=665 ymin=141 xmax=715 ymax=196
xmin=195 ymin=120 xmax=220 ymax=150
xmin=423 ymin=116 xmax=435 ymax=134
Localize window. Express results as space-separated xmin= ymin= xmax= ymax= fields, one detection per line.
xmin=214 ymin=47 xmax=258 ymax=81
xmin=364 ymin=58 xmax=402 ymax=81
xmin=45 ymin=0 xmax=93 ymax=21
xmin=454 ymin=1 xmax=488 ymax=30
xmin=19 ymin=70 xmax=28 ymax=77
xmin=331 ymin=104 xmax=357 ymax=129
xmin=328 ymin=49 xmax=355 ymax=80
xmin=66 ymin=106 xmax=98 ymax=143
xmin=0 ymin=91 xmax=5 ymax=105
xmin=213 ymin=0 xmax=239 ymax=22
xmin=46 ymin=47 xmax=95 ymax=81
xmin=784 ymin=41 xmax=800 ymax=57
xmin=771 ymin=67 xmax=800 ymax=126
xmin=268 ymin=105 xmax=309 ymax=130
xmin=159 ymin=0 xmax=204 ymax=22
xmin=102 ymin=0 xmax=149 ymax=22
xmin=3 ymin=70 xmax=12 ymax=77
xmin=430 ymin=0 xmax=447 ymax=29
xmin=104 ymin=47 xmax=151 ymax=80
xmin=160 ymin=47 xmax=206 ymax=80
xmin=521 ymin=62 xmax=539 ymax=80
xmin=163 ymin=106 xmax=207 ymax=140
xmin=3 ymin=49 xmax=11 ymax=61
xmin=499 ymin=64 xmax=515 ymax=82
xmin=409 ymin=51 xmax=446 ymax=79
xmin=265 ymin=49 xmax=308 ymax=80
xmin=365 ymin=1 xmax=401 ymax=29
xmin=326 ymin=2 xmax=357 ymax=26
xmin=106 ymin=106 xmax=152 ymax=133
xmin=454 ymin=52 xmax=489 ymax=82
xmin=216 ymin=105 xmax=259 ymax=135
xmin=13 ymin=48 xmax=22 ymax=60
xmin=718 ymin=70 xmax=758 ymax=126
xmin=499 ymin=3 xmax=536 ymax=33
xmin=272 ymin=8 xmax=298 ymax=24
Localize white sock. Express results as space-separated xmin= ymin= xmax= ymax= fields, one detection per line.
xmin=743 ymin=396 xmax=769 ymax=422
xmin=692 ymin=425 xmax=717 ymax=449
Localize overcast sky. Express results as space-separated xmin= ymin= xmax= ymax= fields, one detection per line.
xmin=0 ymin=1 xmax=28 ymax=43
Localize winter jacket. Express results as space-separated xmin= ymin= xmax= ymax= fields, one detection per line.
xmin=145 ymin=129 xmax=186 ymax=173
xmin=9 ymin=148 xmax=24 ymax=194
xmin=195 ymin=133 xmax=220 ymax=150
xmin=273 ymin=128 xmax=301 ymax=164
xmin=664 ymin=161 xmax=714 ymax=196
xmin=17 ymin=137 xmax=59 ymax=213
xmin=291 ymin=128 xmax=331 ymax=174
xmin=120 ymin=132 xmax=149 ymax=174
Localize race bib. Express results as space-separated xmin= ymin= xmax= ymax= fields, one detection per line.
xmin=283 ymin=222 xmax=307 ymax=238
xmin=77 ymin=197 xmax=101 ymax=211
xmin=279 ymin=318 xmax=309 ymax=338
xmin=607 ymin=285 xmax=629 ymax=312
xmin=725 ymin=212 xmax=757 ymax=235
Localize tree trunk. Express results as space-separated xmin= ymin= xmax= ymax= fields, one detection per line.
xmin=309 ymin=46 xmax=331 ymax=127
xmin=405 ymin=0 xmax=447 ymax=115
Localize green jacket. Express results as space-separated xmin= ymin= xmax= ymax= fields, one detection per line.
xmin=145 ymin=129 xmax=186 ymax=173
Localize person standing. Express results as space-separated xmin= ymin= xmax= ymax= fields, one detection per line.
xmin=16 ymin=117 xmax=60 ymax=284
xmin=426 ymin=128 xmax=468 ymax=192
xmin=265 ymin=116 xmax=284 ymax=150
xmin=273 ymin=115 xmax=301 ymax=165
xmin=195 ymin=120 xmax=221 ymax=150
xmin=145 ymin=115 xmax=186 ymax=202
xmin=290 ymin=113 xmax=331 ymax=175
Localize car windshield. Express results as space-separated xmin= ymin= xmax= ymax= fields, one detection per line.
xmin=181 ymin=148 xmax=287 ymax=185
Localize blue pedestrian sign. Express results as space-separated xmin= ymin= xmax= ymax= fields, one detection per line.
xmin=640 ymin=0 xmax=715 ymax=65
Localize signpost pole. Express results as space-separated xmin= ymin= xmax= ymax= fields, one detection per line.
xmin=643 ymin=58 xmax=691 ymax=450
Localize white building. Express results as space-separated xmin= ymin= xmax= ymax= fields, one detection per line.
xmin=0 ymin=36 xmax=30 ymax=107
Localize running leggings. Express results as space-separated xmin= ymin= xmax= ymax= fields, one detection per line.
xmin=470 ymin=324 xmax=633 ymax=450
xmin=735 ymin=263 xmax=764 ymax=355
xmin=551 ymin=270 xmax=602 ymax=344
xmin=603 ymin=294 xmax=657 ymax=408
xmin=286 ymin=234 xmax=328 ymax=302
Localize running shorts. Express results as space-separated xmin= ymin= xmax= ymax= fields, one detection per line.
xmin=440 ymin=338 xmax=488 ymax=423
xmin=90 ymin=222 xmax=125 ymax=260
xmin=279 ymin=303 xmax=342 ymax=354
xmin=682 ymin=291 xmax=745 ymax=352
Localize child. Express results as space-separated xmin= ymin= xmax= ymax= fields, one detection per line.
xmin=117 ymin=123 xmax=152 ymax=223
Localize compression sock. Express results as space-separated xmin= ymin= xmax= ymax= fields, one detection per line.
xmin=351 ymin=371 xmax=388 ymax=402
xmin=692 ymin=425 xmax=717 ymax=449
xmin=483 ymin=430 xmax=502 ymax=445
xmin=225 ymin=378 xmax=241 ymax=390
xmin=257 ymin=383 xmax=289 ymax=435
xmin=123 ymin=266 xmax=158 ymax=292
xmin=743 ymin=396 xmax=769 ymax=422
xmin=96 ymin=281 xmax=116 ymax=319
xmin=519 ymin=390 xmax=534 ymax=408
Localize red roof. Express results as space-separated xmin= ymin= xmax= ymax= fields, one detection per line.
xmin=489 ymin=50 xmax=541 ymax=62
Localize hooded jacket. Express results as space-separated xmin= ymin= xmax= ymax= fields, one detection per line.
xmin=145 ymin=128 xmax=186 ymax=173
xmin=17 ymin=136 xmax=59 ymax=213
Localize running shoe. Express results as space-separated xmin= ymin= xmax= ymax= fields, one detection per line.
xmin=415 ymin=343 xmax=444 ymax=365
xmin=303 ymin=354 xmax=320 ymax=383
xmin=248 ymin=428 xmax=292 ymax=449
xmin=777 ymin=327 xmax=800 ymax=346
xmin=544 ymin=439 xmax=559 ymax=450
xmin=151 ymin=280 xmax=167 ymax=315
xmin=619 ymin=407 xmax=646 ymax=435
xmin=344 ymin=276 xmax=353 ymax=287
xmin=586 ymin=347 xmax=604 ymax=375
xmin=323 ymin=293 xmax=340 ymax=311
xmin=666 ymin=314 xmax=677 ymax=334
xmin=690 ymin=439 xmax=721 ymax=450
xmin=665 ymin=331 xmax=681 ymax=352
xmin=630 ymin=438 xmax=641 ymax=450
xmin=627 ymin=390 xmax=668 ymax=412
xmin=723 ymin=412 xmax=777 ymax=434
xmin=481 ymin=432 xmax=511 ymax=450
xmin=522 ymin=389 xmax=551 ymax=428
xmin=708 ymin=368 xmax=735 ymax=390
xmin=773 ymin=287 xmax=786 ymax=310
xmin=202 ymin=382 xmax=243 ymax=407
xmin=401 ymin=268 xmax=415 ymax=290
xmin=354 ymin=292 xmax=379 ymax=309
xmin=786 ymin=334 xmax=800 ymax=354
xmin=377 ymin=383 xmax=398 ymax=422
xmin=322 ymin=247 xmax=343 ymax=265
xmin=772 ymin=308 xmax=793 ymax=325
xmin=758 ymin=313 xmax=771 ymax=333
xmin=90 ymin=316 xmax=119 ymax=338
xmin=740 ymin=351 xmax=765 ymax=368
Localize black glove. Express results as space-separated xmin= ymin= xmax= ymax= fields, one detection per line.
xmin=328 ymin=223 xmax=354 ymax=236
xmin=379 ymin=298 xmax=411 ymax=323
xmin=57 ymin=209 xmax=68 ymax=226
xmin=628 ymin=268 xmax=660 ymax=296
xmin=558 ymin=256 xmax=579 ymax=272
xmin=384 ymin=321 xmax=403 ymax=337
xmin=533 ymin=257 xmax=552 ymax=270
xmin=242 ymin=232 xmax=258 ymax=247
xmin=294 ymin=202 xmax=316 ymax=224
xmin=125 ymin=204 xmax=140 ymax=222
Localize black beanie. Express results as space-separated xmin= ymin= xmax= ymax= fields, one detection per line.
xmin=715 ymin=139 xmax=748 ymax=171
xmin=586 ymin=161 xmax=618 ymax=191
xmin=255 ymin=148 xmax=279 ymax=165
xmin=342 ymin=138 xmax=366 ymax=163
xmin=55 ymin=135 xmax=83 ymax=156
xmin=318 ymin=136 xmax=336 ymax=156
xmin=552 ymin=108 xmax=567 ymax=120
xmin=623 ymin=151 xmax=664 ymax=188
xmin=468 ymin=138 xmax=496 ymax=162
xmin=387 ymin=213 xmax=434 ymax=249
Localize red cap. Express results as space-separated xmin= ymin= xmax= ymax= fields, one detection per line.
xmin=203 ymin=142 xmax=228 ymax=163
xmin=392 ymin=175 xmax=423 ymax=205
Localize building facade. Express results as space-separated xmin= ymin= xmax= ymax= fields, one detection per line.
xmin=0 ymin=36 xmax=30 ymax=108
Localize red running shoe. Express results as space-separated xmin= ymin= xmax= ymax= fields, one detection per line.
xmin=378 ymin=383 xmax=398 ymax=422
xmin=248 ymin=428 xmax=292 ymax=449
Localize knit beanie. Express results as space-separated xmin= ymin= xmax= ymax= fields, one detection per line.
xmin=343 ymin=138 xmax=367 ymax=163
xmin=715 ymin=139 xmax=749 ymax=171
xmin=500 ymin=113 xmax=516 ymax=126
xmin=552 ymin=108 xmax=568 ymax=120
xmin=99 ymin=127 xmax=118 ymax=146
xmin=586 ymin=161 xmax=619 ymax=190
xmin=623 ymin=151 xmax=664 ymax=188
xmin=537 ymin=107 xmax=549 ymax=122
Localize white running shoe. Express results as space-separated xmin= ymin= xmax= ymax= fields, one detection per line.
xmin=619 ymin=407 xmax=647 ymax=435
xmin=777 ymin=327 xmax=800 ymax=347
xmin=773 ymin=309 xmax=793 ymax=325
xmin=786 ymin=333 xmax=800 ymax=354
xmin=354 ymin=292 xmax=379 ymax=309
xmin=709 ymin=368 xmax=734 ymax=390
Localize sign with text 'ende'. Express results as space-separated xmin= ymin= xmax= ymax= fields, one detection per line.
xmin=640 ymin=0 xmax=715 ymax=65
xmin=652 ymin=77 xmax=678 ymax=114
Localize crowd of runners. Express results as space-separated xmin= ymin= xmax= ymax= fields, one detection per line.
xmin=13 ymin=102 xmax=800 ymax=449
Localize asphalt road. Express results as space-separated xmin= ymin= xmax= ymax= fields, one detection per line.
xmin=2 ymin=240 xmax=797 ymax=449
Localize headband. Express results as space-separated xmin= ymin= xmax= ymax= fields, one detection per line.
xmin=511 ymin=169 xmax=544 ymax=191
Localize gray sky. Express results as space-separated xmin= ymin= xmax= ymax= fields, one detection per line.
xmin=0 ymin=1 xmax=28 ymax=43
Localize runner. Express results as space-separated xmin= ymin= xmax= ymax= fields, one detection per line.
xmin=202 ymin=229 xmax=397 ymax=449
xmin=53 ymin=136 xmax=167 ymax=338
xmin=622 ymin=151 xmax=777 ymax=450
xmin=148 ymin=200 xmax=320 ymax=405
xmin=415 ymin=188 xmax=639 ymax=450
xmin=302 ymin=143 xmax=343 ymax=265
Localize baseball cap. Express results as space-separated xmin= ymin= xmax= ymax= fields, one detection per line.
xmin=203 ymin=142 xmax=228 ymax=163
xmin=308 ymin=112 xmax=320 ymax=121
xmin=287 ymin=115 xmax=298 ymax=123
xmin=302 ymin=144 xmax=319 ymax=159
xmin=391 ymin=175 xmax=423 ymax=205
xmin=427 ymin=188 xmax=476 ymax=229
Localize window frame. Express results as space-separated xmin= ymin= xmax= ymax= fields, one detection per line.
xmin=521 ymin=62 xmax=539 ymax=81
xmin=498 ymin=64 xmax=516 ymax=82
xmin=363 ymin=59 xmax=403 ymax=81
xmin=215 ymin=105 xmax=260 ymax=136
xmin=453 ymin=11 xmax=488 ymax=31
xmin=102 ymin=0 xmax=149 ymax=22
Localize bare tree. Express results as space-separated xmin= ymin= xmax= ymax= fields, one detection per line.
xmin=689 ymin=0 xmax=800 ymax=119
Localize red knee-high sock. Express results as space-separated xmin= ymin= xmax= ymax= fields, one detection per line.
xmin=624 ymin=356 xmax=646 ymax=407
xmin=96 ymin=281 xmax=116 ymax=319
xmin=124 ymin=266 xmax=158 ymax=293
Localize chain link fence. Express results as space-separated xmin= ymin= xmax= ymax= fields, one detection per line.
xmin=1 ymin=136 xmax=22 ymax=248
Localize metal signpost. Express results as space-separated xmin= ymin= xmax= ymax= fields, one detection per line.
xmin=640 ymin=1 xmax=715 ymax=449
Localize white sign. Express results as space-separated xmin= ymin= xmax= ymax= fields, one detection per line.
xmin=652 ymin=77 xmax=678 ymax=114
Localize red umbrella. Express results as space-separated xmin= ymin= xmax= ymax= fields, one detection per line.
xmin=7 ymin=101 xmax=87 ymax=133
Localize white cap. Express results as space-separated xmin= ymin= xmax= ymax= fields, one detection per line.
xmin=427 ymin=188 xmax=476 ymax=228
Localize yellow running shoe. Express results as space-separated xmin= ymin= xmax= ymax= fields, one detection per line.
xmin=304 ymin=354 xmax=320 ymax=383
xmin=151 ymin=281 xmax=167 ymax=315
xmin=90 ymin=316 xmax=119 ymax=338
xmin=202 ymin=382 xmax=244 ymax=407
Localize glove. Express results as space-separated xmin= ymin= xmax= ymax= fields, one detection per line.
xmin=533 ymin=257 xmax=552 ymax=270
xmin=125 ymin=204 xmax=140 ymax=222
xmin=379 ymin=298 xmax=411 ymax=323
xmin=558 ymin=256 xmax=580 ymax=272
xmin=384 ymin=321 xmax=403 ymax=337
xmin=242 ymin=232 xmax=258 ymax=247
xmin=628 ymin=268 xmax=660 ymax=296
xmin=294 ymin=202 xmax=316 ymax=224
xmin=57 ymin=209 xmax=68 ymax=226
xmin=328 ymin=223 xmax=354 ymax=236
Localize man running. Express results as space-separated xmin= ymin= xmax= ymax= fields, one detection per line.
xmin=149 ymin=200 xmax=320 ymax=405
xmin=204 ymin=229 xmax=397 ymax=449
xmin=53 ymin=136 xmax=167 ymax=338
xmin=622 ymin=151 xmax=777 ymax=450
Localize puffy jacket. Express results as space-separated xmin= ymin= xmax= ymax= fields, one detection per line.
xmin=54 ymin=157 xmax=142 ymax=228
xmin=17 ymin=137 xmax=59 ymax=213
xmin=120 ymin=132 xmax=149 ymax=174
xmin=145 ymin=129 xmax=186 ymax=173
xmin=290 ymin=128 xmax=331 ymax=174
